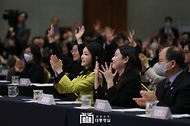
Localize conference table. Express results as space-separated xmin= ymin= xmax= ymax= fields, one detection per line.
xmin=0 ymin=95 xmax=190 ymax=126
xmin=0 ymin=81 xmax=190 ymax=126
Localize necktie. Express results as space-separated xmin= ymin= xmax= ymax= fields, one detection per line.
xmin=164 ymin=79 xmax=171 ymax=89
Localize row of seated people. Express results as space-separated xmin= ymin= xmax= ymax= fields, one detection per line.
xmin=1 ymin=24 xmax=190 ymax=115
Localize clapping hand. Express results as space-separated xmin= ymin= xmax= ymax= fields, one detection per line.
xmin=139 ymin=53 xmax=149 ymax=72
xmin=50 ymin=55 xmax=63 ymax=77
xmin=99 ymin=62 xmax=117 ymax=89
xmin=94 ymin=61 xmax=100 ymax=89
xmin=15 ymin=60 xmax=25 ymax=72
xmin=133 ymin=90 xmax=157 ymax=107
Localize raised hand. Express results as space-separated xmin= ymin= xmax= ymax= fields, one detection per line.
xmin=75 ymin=25 xmax=85 ymax=44
xmin=142 ymin=38 xmax=151 ymax=52
xmin=127 ymin=30 xmax=137 ymax=47
xmin=47 ymin=24 xmax=54 ymax=43
xmin=99 ymin=62 xmax=117 ymax=89
xmin=72 ymin=20 xmax=80 ymax=28
xmin=94 ymin=61 xmax=100 ymax=89
xmin=50 ymin=55 xmax=63 ymax=77
xmin=139 ymin=53 xmax=149 ymax=69
xmin=105 ymin=27 xmax=116 ymax=45
xmin=93 ymin=20 xmax=101 ymax=32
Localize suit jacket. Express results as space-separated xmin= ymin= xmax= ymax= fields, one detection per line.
xmin=156 ymin=71 xmax=190 ymax=114
xmin=54 ymin=72 xmax=103 ymax=103
xmin=95 ymin=75 xmax=141 ymax=108
xmin=15 ymin=24 xmax=30 ymax=49
xmin=15 ymin=62 xmax=44 ymax=83
xmin=159 ymin=27 xmax=179 ymax=39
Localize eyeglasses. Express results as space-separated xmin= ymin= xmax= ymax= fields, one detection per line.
xmin=183 ymin=51 xmax=190 ymax=55
xmin=71 ymin=50 xmax=78 ymax=53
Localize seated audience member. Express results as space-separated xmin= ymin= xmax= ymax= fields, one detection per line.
xmin=32 ymin=36 xmax=50 ymax=59
xmin=133 ymin=47 xmax=190 ymax=114
xmin=180 ymin=32 xmax=190 ymax=48
xmin=183 ymin=40 xmax=190 ymax=76
xmin=46 ymin=16 xmax=64 ymax=42
xmin=50 ymin=42 xmax=106 ymax=102
xmin=94 ymin=46 xmax=142 ymax=108
xmin=139 ymin=53 xmax=165 ymax=91
xmin=48 ymin=25 xmax=85 ymax=79
xmin=14 ymin=44 xmax=44 ymax=83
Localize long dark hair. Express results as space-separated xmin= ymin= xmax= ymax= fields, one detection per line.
xmin=114 ymin=46 xmax=141 ymax=89
xmin=80 ymin=42 xmax=107 ymax=75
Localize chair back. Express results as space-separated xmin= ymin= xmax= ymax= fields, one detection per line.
xmin=43 ymin=68 xmax=51 ymax=83
xmin=6 ymin=67 xmax=16 ymax=81
xmin=6 ymin=55 xmax=20 ymax=68
xmin=0 ymin=55 xmax=4 ymax=64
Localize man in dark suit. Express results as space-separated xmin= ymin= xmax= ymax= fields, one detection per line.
xmin=134 ymin=47 xmax=190 ymax=114
xmin=6 ymin=12 xmax=30 ymax=56
xmin=159 ymin=16 xmax=179 ymax=39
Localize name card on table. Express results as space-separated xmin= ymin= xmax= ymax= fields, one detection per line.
xmin=19 ymin=78 xmax=31 ymax=86
xmin=94 ymin=99 xmax=112 ymax=112
xmin=38 ymin=94 xmax=56 ymax=105
xmin=150 ymin=106 xmax=173 ymax=119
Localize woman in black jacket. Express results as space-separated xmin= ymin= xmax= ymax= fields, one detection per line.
xmin=94 ymin=45 xmax=142 ymax=108
xmin=14 ymin=44 xmax=44 ymax=83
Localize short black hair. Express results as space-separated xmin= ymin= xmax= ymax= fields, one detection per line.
xmin=184 ymin=39 xmax=190 ymax=50
xmin=182 ymin=32 xmax=190 ymax=38
xmin=165 ymin=16 xmax=172 ymax=22
xmin=19 ymin=11 xmax=28 ymax=20
xmin=166 ymin=47 xmax=185 ymax=68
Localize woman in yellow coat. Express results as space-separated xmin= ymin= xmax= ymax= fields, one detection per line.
xmin=50 ymin=42 xmax=106 ymax=102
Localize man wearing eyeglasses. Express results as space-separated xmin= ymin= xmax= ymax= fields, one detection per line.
xmin=133 ymin=46 xmax=190 ymax=114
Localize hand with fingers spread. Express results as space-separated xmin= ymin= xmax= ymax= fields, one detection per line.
xmin=50 ymin=55 xmax=63 ymax=77
xmin=75 ymin=25 xmax=85 ymax=44
xmin=93 ymin=20 xmax=101 ymax=33
xmin=99 ymin=62 xmax=117 ymax=89
xmin=139 ymin=53 xmax=149 ymax=70
xmin=142 ymin=38 xmax=151 ymax=52
xmin=47 ymin=24 xmax=55 ymax=43
xmin=105 ymin=27 xmax=116 ymax=45
xmin=127 ymin=30 xmax=137 ymax=47
xmin=94 ymin=61 xmax=100 ymax=89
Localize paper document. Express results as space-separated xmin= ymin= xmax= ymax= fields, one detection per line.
xmin=112 ymin=108 xmax=145 ymax=112
xmin=172 ymin=114 xmax=190 ymax=118
xmin=30 ymin=83 xmax=53 ymax=87
xmin=74 ymin=106 xmax=94 ymax=109
xmin=0 ymin=80 xmax=10 ymax=83
xmin=56 ymin=101 xmax=81 ymax=104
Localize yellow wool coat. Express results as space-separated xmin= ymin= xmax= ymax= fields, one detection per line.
xmin=54 ymin=72 xmax=103 ymax=103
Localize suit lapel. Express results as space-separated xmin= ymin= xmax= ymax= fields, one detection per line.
xmin=163 ymin=72 xmax=184 ymax=100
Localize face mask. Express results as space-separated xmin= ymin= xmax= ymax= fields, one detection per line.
xmin=165 ymin=22 xmax=171 ymax=27
xmin=151 ymin=42 xmax=158 ymax=50
xmin=24 ymin=53 xmax=33 ymax=62
xmin=153 ymin=62 xmax=171 ymax=76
